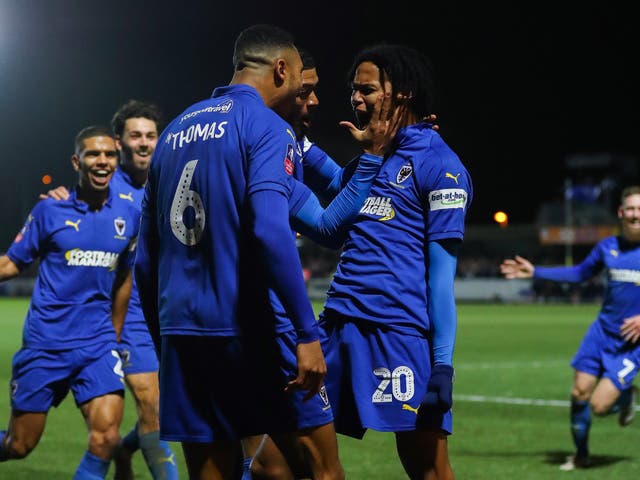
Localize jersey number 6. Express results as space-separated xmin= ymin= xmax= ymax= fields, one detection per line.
xmin=171 ymin=159 xmax=206 ymax=246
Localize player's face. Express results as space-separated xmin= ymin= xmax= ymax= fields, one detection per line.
xmin=619 ymin=193 xmax=640 ymax=242
xmin=293 ymin=67 xmax=320 ymax=139
xmin=272 ymin=48 xmax=304 ymax=123
xmin=350 ymin=61 xmax=392 ymax=128
xmin=117 ymin=117 xmax=158 ymax=174
xmin=72 ymin=136 xmax=118 ymax=192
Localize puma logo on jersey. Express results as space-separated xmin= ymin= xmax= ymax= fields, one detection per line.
xmin=65 ymin=219 xmax=81 ymax=231
xmin=445 ymin=172 xmax=461 ymax=184
xmin=402 ymin=404 xmax=420 ymax=415
xmin=119 ymin=192 xmax=133 ymax=202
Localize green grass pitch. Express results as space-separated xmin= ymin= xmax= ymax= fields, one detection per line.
xmin=0 ymin=298 xmax=638 ymax=479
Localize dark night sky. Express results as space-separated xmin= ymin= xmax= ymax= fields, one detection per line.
xmin=1 ymin=1 xmax=639 ymax=247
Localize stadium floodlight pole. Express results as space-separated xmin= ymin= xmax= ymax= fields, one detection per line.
xmin=564 ymin=177 xmax=573 ymax=266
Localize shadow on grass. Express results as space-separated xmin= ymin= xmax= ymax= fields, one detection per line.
xmin=545 ymin=451 xmax=631 ymax=469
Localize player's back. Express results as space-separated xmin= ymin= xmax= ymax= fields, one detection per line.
xmin=148 ymin=84 xmax=295 ymax=337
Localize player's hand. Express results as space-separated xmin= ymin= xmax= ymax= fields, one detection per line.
xmin=39 ymin=185 xmax=70 ymax=201
xmin=339 ymin=92 xmax=407 ymax=157
xmin=621 ymin=314 xmax=640 ymax=343
xmin=500 ymin=255 xmax=535 ymax=279
xmin=424 ymin=113 xmax=439 ymax=131
xmin=420 ymin=364 xmax=454 ymax=413
xmin=286 ymin=339 xmax=327 ymax=401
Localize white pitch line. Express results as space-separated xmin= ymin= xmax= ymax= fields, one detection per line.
xmin=455 ymin=394 xmax=640 ymax=411
xmin=455 ymin=360 xmax=566 ymax=370
xmin=455 ymin=394 xmax=568 ymax=407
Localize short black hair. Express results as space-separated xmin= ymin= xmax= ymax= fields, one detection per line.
xmin=347 ymin=43 xmax=436 ymax=119
xmin=298 ymin=47 xmax=316 ymax=71
xmin=232 ymin=24 xmax=296 ymax=70
xmin=111 ymin=99 xmax=163 ymax=137
xmin=74 ymin=125 xmax=113 ymax=154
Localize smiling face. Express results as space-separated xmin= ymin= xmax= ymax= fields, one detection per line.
xmin=619 ymin=192 xmax=640 ymax=242
xmin=349 ymin=61 xmax=392 ymax=128
xmin=116 ymin=117 xmax=158 ymax=174
xmin=72 ymin=135 xmax=118 ymax=192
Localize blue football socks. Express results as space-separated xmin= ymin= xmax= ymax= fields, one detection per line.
xmin=570 ymin=399 xmax=591 ymax=458
xmin=139 ymin=430 xmax=178 ymax=480
xmin=73 ymin=450 xmax=110 ymax=479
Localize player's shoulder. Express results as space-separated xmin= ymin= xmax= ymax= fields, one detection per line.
xmin=34 ymin=196 xmax=74 ymax=216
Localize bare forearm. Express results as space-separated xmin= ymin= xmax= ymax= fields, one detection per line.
xmin=0 ymin=256 xmax=20 ymax=283
xmin=112 ymin=270 xmax=132 ymax=341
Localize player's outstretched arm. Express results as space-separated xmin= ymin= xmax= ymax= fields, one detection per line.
xmin=621 ymin=314 xmax=640 ymax=343
xmin=500 ymin=255 xmax=534 ymax=279
xmin=289 ymin=153 xmax=382 ymax=249
xmin=0 ymin=256 xmax=20 ymax=283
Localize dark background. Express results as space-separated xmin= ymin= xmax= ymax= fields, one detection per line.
xmin=1 ymin=1 xmax=639 ymax=247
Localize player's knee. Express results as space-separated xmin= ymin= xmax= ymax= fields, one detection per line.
xmin=250 ymin=457 xmax=294 ymax=479
xmin=570 ymin=387 xmax=591 ymax=402
xmin=6 ymin=437 xmax=37 ymax=459
xmin=88 ymin=427 xmax=121 ymax=455
xmin=590 ymin=399 xmax=612 ymax=416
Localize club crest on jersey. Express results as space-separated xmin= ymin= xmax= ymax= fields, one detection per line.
xmin=114 ymin=217 xmax=126 ymax=237
xmin=396 ymin=164 xmax=413 ymax=184
xmin=284 ymin=144 xmax=295 ymax=175
xmin=319 ymin=385 xmax=330 ymax=407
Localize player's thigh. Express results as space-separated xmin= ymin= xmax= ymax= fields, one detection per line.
xmin=271 ymin=422 xmax=342 ymax=479
xmin=247 ymin=434 xmax=294 ymax=480
xmin=79 ymin=392 xmax=124 ymax=433
xmin=7 ymin=410 xmax=47 ymax=453
xmin=125 ymin=371 xmax=159 ymax=409
xmin=182 ymin=440 xmax=241 ymax=480
xmin=396 ymin=428 xmax=453 ymax=480
xmin=590 ymin=376 xmax=620 ymax=414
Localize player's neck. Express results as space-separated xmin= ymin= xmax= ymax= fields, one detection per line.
xmin=120 ymin=162 xmax=147 ymax=187
xmin=229 ymin=69 xmax=276 ymax=106
xmin=76 ymin=184 xmax=109 ymax=210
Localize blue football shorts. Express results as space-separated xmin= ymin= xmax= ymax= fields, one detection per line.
xmin=571 ymin=320 xmax=640 ymax=390
xmin=10 ymin=341 xmax=124 ymax=411
xmin=320 ymin=317 xmax=452 ymax=438
xmin=158 ymin=331 xmax=334 ymax=443
xmin=118 ymin=318 xmax=159 ymax=375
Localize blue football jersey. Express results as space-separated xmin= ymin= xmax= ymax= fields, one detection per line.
xmin=6 ymin=189 xmax=140 ymax=349
xmin=535 ymin=236 xmax=640 ymax=344
xmin=110 ymin=168 xmax=148 ymax=338
xmin=323 ymin=123 xmax=473 ymax=335
xmin=144 ymin=84 xmax=300 ymax=336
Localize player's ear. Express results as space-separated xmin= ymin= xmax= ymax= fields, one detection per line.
xmin=71 ymin=154 xmax=80 ymax=172
xmin=273 ymin=58 xmax=286 ymax=86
